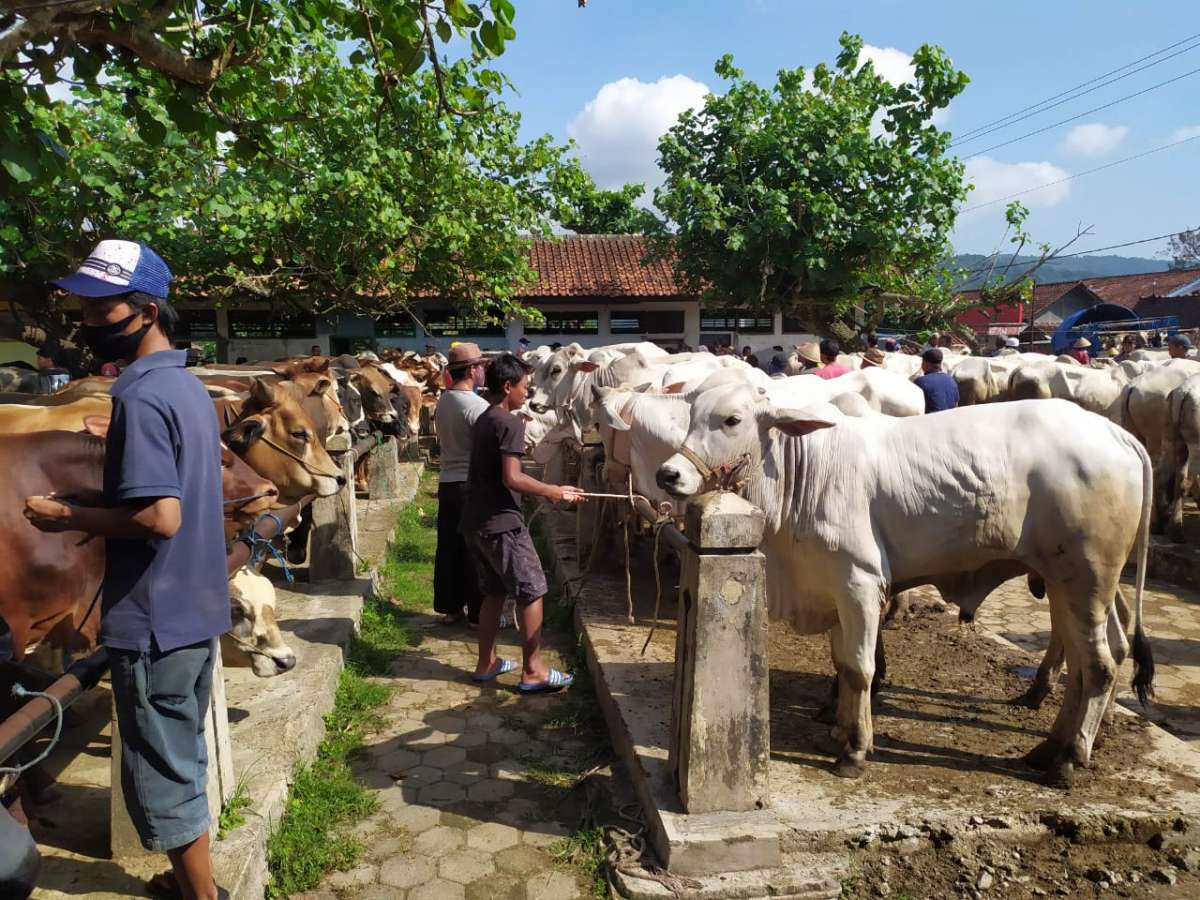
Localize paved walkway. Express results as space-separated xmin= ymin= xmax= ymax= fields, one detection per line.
xmin=964 ymin=572 xmax=1200 ymax=744
xmin=295 ymin=614 xmax=602 ymax=900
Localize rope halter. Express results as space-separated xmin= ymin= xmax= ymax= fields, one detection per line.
xmin=675 ymin=445 xmax=754 ymax=493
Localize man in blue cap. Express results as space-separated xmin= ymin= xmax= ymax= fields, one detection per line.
xmin=24 ymin=240 xmax=228 ymax=900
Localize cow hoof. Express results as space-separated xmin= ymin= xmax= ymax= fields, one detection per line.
xmin=1010 ymin=687 xmax=1048 ymax=710
xmin=833 ymin=755 xmax=867 ymax=779
xmin=1023 ymin=739 xmax=1059 ymax=772
xmin=1043 ymin=758 xmax=1075 ymax=789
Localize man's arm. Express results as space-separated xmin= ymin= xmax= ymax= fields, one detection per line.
xmin=500 ymin=455 xmax=584 ymax=504
xmin=24 ymin=495 xmax=181 ymax=540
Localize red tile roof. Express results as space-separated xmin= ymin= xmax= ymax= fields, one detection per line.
xmin=521 ymin=236 xmax=689 ymax=299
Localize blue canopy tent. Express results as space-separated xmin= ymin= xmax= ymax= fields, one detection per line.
xmin=1051 ymin=304 xmax=1177 ymax=355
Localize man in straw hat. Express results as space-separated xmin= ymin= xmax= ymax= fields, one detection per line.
xmin=1069 ymin=337 xmax=1091 ymax=366
xmin=861 ymin=347 xmax=887 ymax=369
xmin=434 ymin=342 xmax=489 ymax=627
xmin=792 ymin=341 xmax=821 ymax=374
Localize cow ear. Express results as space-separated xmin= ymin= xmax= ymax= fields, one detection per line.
xmin=223 ymin=417 xmax=266 ymax=452
xmin=82 ymin=416 xmax=110 ymax=438
xmin=574 ymin=360 xmax=600 ymax=374
xmin=663 ymin=381 xmax=687 ymax=395
xmin=763 ymin=406 xmax=838 ymax=437
xmin=312 ymin=377 xmax=334 ymax=397
xmin=250 ymin=378 xmax=278 ymax=407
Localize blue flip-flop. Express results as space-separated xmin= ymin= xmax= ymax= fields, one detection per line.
xmin=472 ymin=658 xmax=516 ymax=683
xmin=518 ymin=668 xmax=574 ymax=693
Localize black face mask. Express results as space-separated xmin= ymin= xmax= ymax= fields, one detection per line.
xmin=79 ymin=312 xmax=150 ymax=363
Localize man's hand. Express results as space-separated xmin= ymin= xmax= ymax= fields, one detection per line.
xmin=24 ymin=495 xmax=76 ymax=533
xmin=553 ymin=485 xmax=586 ymax=505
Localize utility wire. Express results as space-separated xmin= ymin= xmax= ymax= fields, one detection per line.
xmin=961 ymin=131 xmax=1200 ymax=212
xmin=962 ymin=65 xmax=1200 ymax=158
xmin=952 ymin=31 xmax=1200 ymax=144
xmin=957 ymin=231 xmax=1184 ymax=278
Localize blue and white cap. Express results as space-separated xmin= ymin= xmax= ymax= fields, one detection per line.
xmin=52 ymin=239 xmax=172 ymax=299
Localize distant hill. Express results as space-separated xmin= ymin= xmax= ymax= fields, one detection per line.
xmin=952 ymin=254 xmax=1168 ymax=291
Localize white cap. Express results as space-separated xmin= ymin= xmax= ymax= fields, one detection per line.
xmin=1004 ymin=337 xmax=1020 ymax=348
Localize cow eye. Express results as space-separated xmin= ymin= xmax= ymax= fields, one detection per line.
xmin=551 ymin=367 xmax=562 ymax=377
xmin=291 ymin=429 xmax=309 ymax=441
xmin=724 ymin=415 xmax=741 ymax=427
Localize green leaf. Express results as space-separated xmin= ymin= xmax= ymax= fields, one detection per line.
xmin=0 ymin=140 xmax=40 ymax=183
xmin=479 ymin=20 xmax=502 ymax=56
xmin=400 ymin=46 xmax=426 ymax=76
xmin=232 ymin=135 xmax=260 ymax=161
xmin=436 ymin=19 xmax=452 ymax=43
xmin=492 ymin=0 xmax=515 ymax=27
xmin=138 ymin=114 xmax=168 ymax=146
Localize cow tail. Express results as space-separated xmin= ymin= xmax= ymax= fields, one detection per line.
xmin=1130 ymin=434 xmax=1155 ymax=707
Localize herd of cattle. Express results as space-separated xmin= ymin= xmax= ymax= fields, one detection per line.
xmin=515 ymin=340 xmax=1200 ymax=786
xmin=0 ymin=349 xmax=443 ymax=681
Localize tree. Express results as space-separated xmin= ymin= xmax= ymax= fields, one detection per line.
xmin=651 ymin=33 xmax=970 ymax=337
xmin=1164 ymin=227 xmax=1200 ymax=270
xmin=550 ymin=166 xmax=659 ymax=234
xmin=0 ymin=0 xmax=582 ymax=196
xmin=1 ymin=34 xmax=577 ymax=342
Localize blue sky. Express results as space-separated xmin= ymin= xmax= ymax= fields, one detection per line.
xmin=491 ymin=0 xmax=1200 ymax=259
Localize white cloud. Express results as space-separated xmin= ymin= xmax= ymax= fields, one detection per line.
xmin=566 ymin=75 xmax=710 ymax=192
xmin=857 ymin=44 xmax=950 ymax=127
xmin=1170 ymin=125 xmax=1200 ymax=142
xmin=962 ymin=156 xmax=1070 ymax=215
xmin=1061 ymin=122 xmax=1128 ymax=157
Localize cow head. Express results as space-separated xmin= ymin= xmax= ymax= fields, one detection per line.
xmin=527 ymin=346 xmax=594 ymax=413
xmin=350 ymin=365 xmax=398 ymax=427
xmin=286 ymin=372 xmax=351 ymax=447
xmin=334 ymin=372 xmax=367 ymax=436
xmin=223 ymin=567 xmax=297 ymax=677
xmin=389 ymin=385 xmax=423 ymax=440
xmin=221 ymin=445 xmax=278 ymax=530
xmin=656 ymin=382 xmax=836 ymax=498
xmin=222 ymin=379 xmax=344 ymax=502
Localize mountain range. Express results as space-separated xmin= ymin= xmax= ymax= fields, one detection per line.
xmin=951 ymin=254 xmax=1169 ymax=291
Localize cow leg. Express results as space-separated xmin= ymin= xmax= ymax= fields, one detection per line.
xmin=1099 ymin=588 xmax=1132 ymax=731
xmin=286 ymin=503 xmax=315 ymax=565
xmin=1014 ymin=633 xmax=1064 ymax=710
xmin=882 ymin=590 xmax=910 ymax=628
xmin=815 ymin=632 xmax=839 ymax=725
xmin=818 ymin=626 xmax=886 ymax=726
xmin=1164 ymin=441 xmax=1188 ymax=543
xmin=830 ymin=582 xmax=882 ymax=779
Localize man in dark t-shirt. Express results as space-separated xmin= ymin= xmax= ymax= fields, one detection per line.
xmin=914 ymin=348 xmax=960 ymax=413
xmin=463 ymin=354 xmax=584 ymax=691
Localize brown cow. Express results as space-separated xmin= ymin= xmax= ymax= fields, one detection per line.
xmin=0 ymin=395 xmax=112 ymax=433
xmin=221 ymin=379 xmax=345 ymax=503
xmin=1 ymin=432 xmax=277 ymax=660
xmin=349 ymin=364 xmax=399 ymax=428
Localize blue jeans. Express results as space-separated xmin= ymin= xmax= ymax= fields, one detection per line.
xmin=110 ymin=638 xmax=216 ymax=851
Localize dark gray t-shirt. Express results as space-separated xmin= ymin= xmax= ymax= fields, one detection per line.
xmin=435 ymin=388 xmax=489 ymax=484
xmin=463 ymin=405 xmax=526 ymax=534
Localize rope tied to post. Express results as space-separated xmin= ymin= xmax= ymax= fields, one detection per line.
xmin=237 ymin=511 xmax=294 ymax=584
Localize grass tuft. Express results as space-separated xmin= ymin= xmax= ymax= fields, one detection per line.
xmin=216 ymin=777 xmax=252 ymax=840
xmin=550 ymin=826 xmax=609 ymax=899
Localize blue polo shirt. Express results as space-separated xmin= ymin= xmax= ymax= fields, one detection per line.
xmin=914 ymin=370 xmax=960 ymax=414
xmin=101 ymin=350 xmax=230 ymax=652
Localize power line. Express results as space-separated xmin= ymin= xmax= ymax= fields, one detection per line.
xmin=950 ymin=37 xmax=1200 ymax=147
xmin=951 ymin=31 xmax=1200 ymax=144
xmin=963 ymin=65 xmax=1200 ymax=158
xmin=958 ymin=231 xmax=1182 ymax=278
xmin=961 ymin=131 xmax=1200 ymax=212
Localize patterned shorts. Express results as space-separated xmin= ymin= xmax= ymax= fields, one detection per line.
xmin=466 ymin=527 xmax=549 ymax=605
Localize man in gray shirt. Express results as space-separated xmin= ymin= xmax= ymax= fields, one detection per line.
xmin=434 ymin=342 xmax=489 ymax=625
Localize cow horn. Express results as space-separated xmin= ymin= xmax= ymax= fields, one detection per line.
xmin=250 ymin=378 xmax=278 ymax=408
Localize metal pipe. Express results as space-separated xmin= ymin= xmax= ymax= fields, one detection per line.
xmin=0 ymin=648 xmax=110 ymax=768
xmin=629 ymin=496 xmax=688 ymax=554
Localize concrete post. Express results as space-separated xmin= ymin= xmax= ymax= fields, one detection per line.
xmin=576 ymin=445 xmax=605 ymax=567
xmin=669 ymin=492 xmax=770 ymax=814
xmin=111 ymin=653 xmax=234 ymax=857
xmin=309 ymin=451 xmax=359 ymax=581
xmin=367 ymin=438 xmax=400 ymax=500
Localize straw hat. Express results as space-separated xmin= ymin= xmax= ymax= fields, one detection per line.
xmin=447 ymin=341 xmax=484 ymax=367
xmin=795 ymin=342 xmax=821 ymax=365
xmin=862 ymin=347 xmax=887 ymax=368
xmin=1072 ymin=337 xmax=1092 ymax=349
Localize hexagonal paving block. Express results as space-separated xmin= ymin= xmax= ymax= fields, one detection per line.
xmin=391 ymin=691 xmax=425 ymax=709
xmin=354 ymin=887 xmax=400 ymax=900
xmin=526 ymin=870 xmax=581 ymax=900
xmin=401 ymin=764 xmax=444 ymax=784
xmin=438 ymin=849 xmax=496 ymax=885
xmin=378 ymin=748 xmax=422 ymax=773
xmin=449 ymin=730 xmax=489 ymax=749
xmin=379 ymin=854 xmax=437 ymax=890
xmin=494 ymin=798 xmax=542 ymax=828
xmin=494 ymin=843 xmax=552 ymax=877
xmin=467 ymin=744 xmax=510 ymax=764
xmin=466 ymin=821 xmax=520 ymax=852
xmin=488 ymin=759 xmax=525 ymax=782
xmin=472 ymin=713 xmax=503 ymax=731
xmin=413 ymin=825 xmax=466 ymax=858
xmin=427 ymin=714 xmax=468 ymax=734
xmin=405 ymin=728 xmax=450 ymax=748
xmin=465 ymin=874 xmax=525 ymax=900
xmin=442 ymin=759 xmax=489 ymax=786
xmin=417 ymin=781 xmax=467 ymax=806
xmin=468 ymin=778 xmax=514 ymax=802
xmin=523 ymin=821 xmax=569 ymax=848
xmin=327 ymin=864 xmax=378 ymax=890
xmin=423 ymin=745 xmax=468 ymax=769
xmin=489 ymin=727 xmax=527 ymax=746
xmin=411 ymin=879 xmax=466 ymax=900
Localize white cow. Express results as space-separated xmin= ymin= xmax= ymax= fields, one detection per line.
xmin=223 ymin=566 xmax=298 ymax=677
xmin=1160 ymin=374 xmax=1200 ymax=542
xmin=656 ymin=390 xmax=1152 ymax=786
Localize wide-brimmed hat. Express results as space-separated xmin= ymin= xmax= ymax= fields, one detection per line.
xmin=1072 ymin=337 xmax=1091 ymax=349
xmin=795 ymin=342 xmax=821 ymax=365
xmin=862 ymin=347 xmax=887 ymax=368
xmin=1169 ymin=334 xmax=1194 ymax=349
xmin=448 ymin=342 xmax=485 ymax=367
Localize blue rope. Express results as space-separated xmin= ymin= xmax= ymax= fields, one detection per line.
xmin=244 ymin=512 xmax=293 ymax=584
